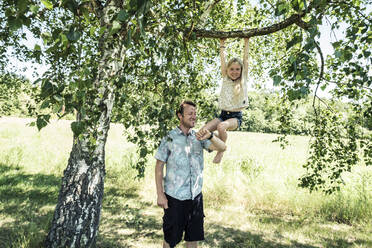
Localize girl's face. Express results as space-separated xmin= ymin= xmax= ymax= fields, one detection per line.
xmin=227 ymin=62 xmax=242 ymax=81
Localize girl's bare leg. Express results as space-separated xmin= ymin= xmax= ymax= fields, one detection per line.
xmin=197 ymin=118 xmax=220 ymax=138
xmin=213 ymin=118 xmax=238 ymax=163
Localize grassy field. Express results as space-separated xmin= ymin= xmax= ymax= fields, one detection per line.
xmin=0 ymin=117 xmax=371 ymax=248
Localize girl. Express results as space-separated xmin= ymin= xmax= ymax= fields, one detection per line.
xmin=197 ymin=38 xmax=249 ymax=163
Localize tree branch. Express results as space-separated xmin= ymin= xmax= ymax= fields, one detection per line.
xmin=312 ymin=41 xmax=324 ymax=115
xmin=192 ymin=0 xmax=330 ymax=38
xmin=193 ymin=13 xmax=304 ymax=38
xmin=294 ymin=16 xmax=325 ymax=117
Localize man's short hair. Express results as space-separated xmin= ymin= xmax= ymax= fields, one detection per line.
xmin=176 ymin=100 xmax=196 ymax=119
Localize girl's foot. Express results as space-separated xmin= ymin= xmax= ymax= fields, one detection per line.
xmin=213 ymin=151 xmax=224 ymax=164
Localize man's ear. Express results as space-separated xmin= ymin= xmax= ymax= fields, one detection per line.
xmin=177 ymin=113 xmax=182 ymax=120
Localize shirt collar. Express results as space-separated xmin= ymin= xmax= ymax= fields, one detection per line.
xmin=176 ymin=126 xmax=194 ymax=136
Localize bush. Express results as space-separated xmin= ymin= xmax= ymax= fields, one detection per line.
xmin=0 ymin=73 xmax=37 ymax=117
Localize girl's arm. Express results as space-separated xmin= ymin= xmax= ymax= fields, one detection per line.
xmin=243 ymin=38 xmax=249 ymax=80
xmin=220 ymin=38 xmax=227 ymax=78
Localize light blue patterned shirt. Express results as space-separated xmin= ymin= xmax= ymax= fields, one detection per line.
xmin=155 ymin=127 xmax=211 ymax=200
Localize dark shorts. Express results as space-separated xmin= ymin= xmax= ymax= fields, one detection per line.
xmin=217 ymin=110 xmax=243 ymax=128
xmin=163 ymin=193 xmax=204 ymax=247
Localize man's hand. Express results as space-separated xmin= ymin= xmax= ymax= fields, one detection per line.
xmin=157 ymin=192 xmax=168 ymax=209
xmin=196 ymin=128 xmax=211 ymax=141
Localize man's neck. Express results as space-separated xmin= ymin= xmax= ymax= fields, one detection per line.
xmin=178 ymin=125 xmax=191 ymax=135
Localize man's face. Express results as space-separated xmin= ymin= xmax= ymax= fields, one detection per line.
xmin=179 ymin=104 xmax=197 ymax=129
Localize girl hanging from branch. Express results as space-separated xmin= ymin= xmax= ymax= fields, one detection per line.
xmin=197 ymin=38 xmax=250 ymax=163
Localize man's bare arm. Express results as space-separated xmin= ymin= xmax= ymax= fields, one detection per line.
xmin=155 ymin=160 xmax=168 ymax=209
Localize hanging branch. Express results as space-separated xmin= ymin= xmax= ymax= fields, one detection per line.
xmin=293 ymin=16 xmax=328 ymax=117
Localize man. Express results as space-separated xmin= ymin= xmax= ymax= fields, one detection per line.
xmin=155 ymin=100 xmax=227 ymax=248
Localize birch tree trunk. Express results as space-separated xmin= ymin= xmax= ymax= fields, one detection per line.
xmin=45 ymin=4 xmax=126 ymax=245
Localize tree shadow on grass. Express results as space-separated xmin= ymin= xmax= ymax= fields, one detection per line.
xmin=97 ymin=208 xmax=163 ymax=248
xmin=96 ymin=198 xmax=372 ymax=248
xmin=97 ymin=182 xmax=163 ymax=247
xmin=0 ymin=163 xmax=60 ymax=247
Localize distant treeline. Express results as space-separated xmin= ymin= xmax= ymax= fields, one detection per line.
xmin=1 ymin=74 xmax=371 ymax=134
xmin=242 ymin=91 xmax=371 ymax=134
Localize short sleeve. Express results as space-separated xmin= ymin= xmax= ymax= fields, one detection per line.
xmin=155 ymin=137 xmax=170 ymax=162
xmin=201 ymin=139 xmax=212 ymax=152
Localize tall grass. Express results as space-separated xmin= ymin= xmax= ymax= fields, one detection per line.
xmin=0 ymin=117 xmax=371 ymax=247
xmin=201 ymin=131 xmax=372 ymax=225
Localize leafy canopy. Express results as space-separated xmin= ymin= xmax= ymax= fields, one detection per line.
xmin=0 ymin=0 xmax=371 ymax=193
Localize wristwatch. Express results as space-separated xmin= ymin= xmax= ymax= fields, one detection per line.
xmin=208 ymin=132 xmax=214 ymax=140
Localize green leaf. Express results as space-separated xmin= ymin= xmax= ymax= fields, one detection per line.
xmin=140 ymin=147 xmax=147 ymax=158
xmin=89 ymin=26 xmax=96 ymax=36
xmin=138 ymin=18 xmax=145 ymax=36
xmin=41 ymin=0 xmax=53 ymax=10
xmin=286 ymin=35 xmax=302 ymax=50
xmin=332 ymin=41 xmax=341 ymax=49
xmin=125 ymin=28 xmax=132 ymax=46
xmin=34 ymin=44 xmax=41 ymax=51
xmin=335 ymin=50 xmax=342 ymax=58
xmin=300 ymin=86 xmax=308 ymax=95
xmin=30 ymin=4 xmax=39 ymax=14
xmin=8 ymin=17 xmax=23 ymax=31
xmin=41 ymin=32 xmax=52 ymax=44
xmin=61 ymin=33 xmax=68 ymax=47
xmin=53 ymin=94 xmax=63 ymax=102
xmin=16 ymin=0 xmax=28 ymax=13
xmin=111 ymin=20 xmax=122 ymax=34
xmin=89 ymin=135 xmax=97 ymax=146
xmin=71 ymin=121 xmax=85 ymax=136
xmin=40 ymin=100 xmax=50 ymax=109
xmin=41 ymin=80 xmax=54 ymax=98
xmin=275 ymin=2 xmax=289 ymax=16
xmin=273 ymin=75 xmax=282 ymax=86
xmin=289 ymin=55 xmax=296 ymax=63
xmin=63 ymin=0 xmax=79 ymax=14
xmin=363 ymin=50 xmax=371 ymax=58
xmin=67 ymin=30 xmax=80 ymax=41
xmin=5 ymin=9 xmax=13 ymax=17
xmin=36 ymin=115 xmax=50 ymax=130
xmin=117 ymin=9 xmax=129 ymax=22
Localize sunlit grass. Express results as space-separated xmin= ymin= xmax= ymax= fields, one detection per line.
xmin=0 ymin=117 xmax=371 ymax=247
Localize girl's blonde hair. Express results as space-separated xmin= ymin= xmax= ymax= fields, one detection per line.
xmin=226 ymin=58 xmax=243 ymax=78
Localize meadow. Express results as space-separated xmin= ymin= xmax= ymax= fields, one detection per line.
xmin=0 ymin=117 xmax=371 ymax=248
